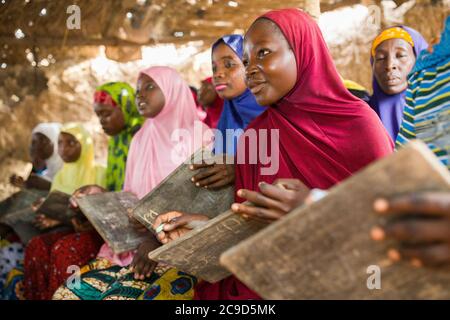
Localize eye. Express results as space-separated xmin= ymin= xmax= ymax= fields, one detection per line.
xmin=146 ymin=84 xmax=154 ymax=90
xmin=224 ymin=59 xmax=236 ymax=68
xmin=257 ymin=48 xmax=271 ymax=59
xmin=212 ymin=65 xmax=217 ymax=73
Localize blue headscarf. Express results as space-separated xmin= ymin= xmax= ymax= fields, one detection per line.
xmin=413 ymin=16 xmax=450 ymax=73
xmin=368 ymin=26 xmax=428 ymax=141
xmin=212 ymin=34 xmax=266 ymax=155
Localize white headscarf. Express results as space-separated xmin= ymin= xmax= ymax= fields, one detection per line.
xmin=31 ymin=122 xmax=63 ymax=181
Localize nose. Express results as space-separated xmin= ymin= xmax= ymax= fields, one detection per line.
xmin=385 ymin=55 xmax=398 ymax=71
xmin=245 ymin=62 xmax=258 ymax=79
xmin=214 ymin=68 xmax=225 ymax=81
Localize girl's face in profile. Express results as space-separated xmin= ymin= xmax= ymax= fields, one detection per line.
xmin=243 ymin=18 xmax=297 ymax=106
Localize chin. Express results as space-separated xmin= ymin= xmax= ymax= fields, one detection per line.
xmin=254 ymin=94 xmax=273 ymax=106
xmin=383 ymin=86 xmax=406 ymax=95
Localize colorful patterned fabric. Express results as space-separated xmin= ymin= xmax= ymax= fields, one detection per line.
xmin=0 ymin=240 xmax=24 ymax=299
xmin=413 ymin=17 xmax=450 ymax=73
xmin=23 ymin=230 xmax=103 ymax=300
xmin=396 ymin=19 xmax=450 ymax=168
xmin=52 ymin=258 xmax=196 ymax=300
xmin=95 ymin=82 xmax=144 ymax=192
xmin=2 ymin=265 xmax=24 ymax=300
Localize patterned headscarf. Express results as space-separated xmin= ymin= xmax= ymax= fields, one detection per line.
xmin=94 ymin=82 xmax=144 ymax=191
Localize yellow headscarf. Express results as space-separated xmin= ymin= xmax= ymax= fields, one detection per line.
xmin=343 ymin=79 xmax=368 ymax=92
xmin=51 ymin=122 xmax=106 ymax=194
xmin=371 ymin=27 xmax=414 ymax=57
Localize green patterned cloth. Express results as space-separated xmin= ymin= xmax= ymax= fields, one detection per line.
xmin=95 ymin=82 xmax=144 ymax=191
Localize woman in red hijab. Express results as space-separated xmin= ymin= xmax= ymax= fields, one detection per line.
xmin=201 ymin=8 xmax=394 ymax=300
xmin=155 ymin=8 xmax=394 ymax=300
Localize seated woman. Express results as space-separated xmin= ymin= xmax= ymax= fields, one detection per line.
xmin=9 ymin=122 xmax=63 ymax=190
xmin=371 ymin=16 xmax=450 ymax=268
xmin=1 ymin=122 xmax=63 ymax=299
xmin=6 ymin=82 xmax=144 ymax=301
xmin=369 ymin=26 xmax=428 ymax=141
xmin=53 ymin=66 xmax=211 ymax=300
xmin=190 ymin=34 xmax=266 ymax=190
xmin=197 ymin=77 xmax=224 ymax=129
xmin=154 ymin=8 xmax=394 ymax=300
xmin=20 ymin=123 xmax=106 ymax=300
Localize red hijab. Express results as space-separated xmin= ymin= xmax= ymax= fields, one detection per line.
xmin=202 ymin=77 xmax=224 ymax=129
xmin=195 ymin=8 xmax=393 ymax=300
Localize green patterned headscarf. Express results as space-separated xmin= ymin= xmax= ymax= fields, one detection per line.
xmin=94 ymin=82 xmax=144 ymax=191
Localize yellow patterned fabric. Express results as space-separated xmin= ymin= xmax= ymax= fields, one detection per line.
xmin=371 ymin=27 xmax=414 ymax=57
xmin=52 ymin=258 xmax=196 ymax=300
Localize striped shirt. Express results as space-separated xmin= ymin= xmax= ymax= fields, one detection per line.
xmin=396 ymin=58 xmax=450 ymax=169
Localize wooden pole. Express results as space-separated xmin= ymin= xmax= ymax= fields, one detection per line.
xmin=304 ymin=0 xmax=321 ymax=20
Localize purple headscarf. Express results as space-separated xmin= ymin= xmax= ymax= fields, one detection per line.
xmin=369 ymin=26 xmax=428 ymax=141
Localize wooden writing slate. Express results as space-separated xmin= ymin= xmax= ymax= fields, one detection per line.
xmin=132 ymin=147 xmax=235 ymax=231
xmin=220 ymin=141 xmax=450 ymax=299
xmin=0 ymin=189 xmax=47 ymax=219
xmin=76 ymin=192 xmax=147 ymax=254
xmin=148 ymin=205 xmax=267 ymax=283
xmin=36 ymin=191 xmax=75 ymax=223
xmin=0 ymin=189 xmax=48 ymax=244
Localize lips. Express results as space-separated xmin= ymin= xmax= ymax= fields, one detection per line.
xmin=385 ymin=74 xmax=401 ymax=86
xmin=248 ymin=81 xmax=266 ymax=95
xmin=137 ymin=101 xmax=148 ymax=110
xmin=215 ymin=84 xmax=228 ymax=91
xmin=386 ymin=78 xmax=400 ymax=86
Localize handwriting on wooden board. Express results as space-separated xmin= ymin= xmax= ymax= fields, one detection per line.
xmin=76 ymin=192 xmax=147 ymax=254
xmin=220 ymin=141 xmax=450 ymax=299
xmin=148 ymin=205 xmax=267 ymax=283
xmin=132 ymin=148 xmax=235 ymax=231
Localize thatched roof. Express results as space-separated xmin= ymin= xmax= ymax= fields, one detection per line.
xmin=0 ymin=0 xmax=378 ymax=65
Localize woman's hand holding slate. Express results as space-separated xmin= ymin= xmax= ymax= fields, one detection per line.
xmin=371 ymin=191 xmax=450 ymax=268
xmin=231 ymin=179 xmax=310 ymax=223
xmin=190 ymin=155 xmax=235 ymax=189
xmin=153 ymin=211 xmax=210 ymax=244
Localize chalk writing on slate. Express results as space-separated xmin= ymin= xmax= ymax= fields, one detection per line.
xmin=148 ymin=204 xmax=267 ymax=283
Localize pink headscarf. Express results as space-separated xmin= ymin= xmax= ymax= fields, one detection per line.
xmin=124 ymin=66 xmax=212 ymax=198
xmin=97 ymin=66 xmax=211 ymax=266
